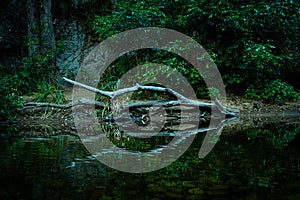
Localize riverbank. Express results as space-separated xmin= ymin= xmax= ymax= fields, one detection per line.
xmin=225 ymin=93 xmax=300 ymax=114
xmin=3 ymin=94 xmax=294 ymax=135
xmin=17 ymin=93 xmax=300 ymax=121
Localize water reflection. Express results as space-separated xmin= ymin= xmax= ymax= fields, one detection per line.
xmin=0 ymin=115 xmax=299 ymax=199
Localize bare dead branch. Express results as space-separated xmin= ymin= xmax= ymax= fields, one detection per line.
xmin=63 ymin=77 xmax=208 ymax=105
xmin=22 ymin=78 xmax=239 ymax=118
xmin=63 ymin=77 xmax=239 ymax=117
xmin=24 ymin=98 xmax=105 ymax=109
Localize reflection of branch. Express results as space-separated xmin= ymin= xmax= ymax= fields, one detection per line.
xmin=88 ymin=117 xmax=238 ymax=158
xmin=122 ymin=122 xmax=216 ymax=137
xmin=106 ymin=117 xmax=238 ymax=139
xmin=63 ymin=77 xmax=239 ymax=117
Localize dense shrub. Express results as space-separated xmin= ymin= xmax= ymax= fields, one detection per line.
xmin=262 ymin=80 xmax=299 ymax=104
xmin=245 ymin=80 xmax=299 ymax=104
xmin=90 ymin=0 xmax=299 ymax=102
xmin=0 ymin=75 xmax=24 ymax=121
xmin=0 ymin=53 xmax=61 ymax=121
xmin=33 ymin=80 xmax=66 ymax=104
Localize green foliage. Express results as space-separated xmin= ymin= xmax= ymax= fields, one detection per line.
xmin=208 ymin=87 xmax=220 ymax=99
xmin=241 ymin=42 xmax=285 ymax=82
xmin=92 ymin=0 xmax=169 ymax=39
xmin=89 ymin=0 xmax=299 ymax=102
xmin=33 ymin=81 xmax=66 ymax=104
xmin=245 ymin=80 xmax=299 ymax=104
xmin=97 ymin=49 xmax=209 ymax=99
xmin=0 ymin=75 xmax=24 ymax=121
xmin=244 ymin=86 xmax=262 ymax=100
xmin=22 ymin=53 xmax=56 ymax=86
xmin=0 ymin=52 xmax=60 ymax=121
xmin=177 ymin=0 xmax=299 ymax=93
xmin=262 ymin=80 xmax=299 ymax=104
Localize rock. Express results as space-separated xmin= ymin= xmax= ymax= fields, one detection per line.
xmin=55 ymin=18 xmax=90 ymax=80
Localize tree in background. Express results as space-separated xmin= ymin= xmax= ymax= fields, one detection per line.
xmin=91 ymin=0 xmax=299 ymax=102
xmin=1 ymin=0 xmax=59 ymax=121
xmin=26 ymin=0 xmax=56 ymax=81
xmin=173 ymin=0 xmax=300 ymax=99
xmin=0 ymin=0 xmax=299 ymax=121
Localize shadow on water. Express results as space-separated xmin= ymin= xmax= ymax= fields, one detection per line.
xmin=0 ymin=113 xmax=299 ymax=199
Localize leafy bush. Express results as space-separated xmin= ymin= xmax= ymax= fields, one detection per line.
xmin=21 ymin=54 xmax=55 ymax=88
xmin=33 ymin=81 xmax=66 ymax=104
xmin=262 ymin=80 xmax=299 ymax=104
xmin=0 ymin=75 xmax=24 ymax=121
xmin=90 ymin=0 xmax=299 ymax=99
xmin=0 ymin=53 xmax=61 ymax=121
xmin=245 ymin=80 xmax=299 ymax=104
xmin=244 ymin=86 xmax=262 ymax=100
xmin=92 ymin=0 xmax=169 ymax=39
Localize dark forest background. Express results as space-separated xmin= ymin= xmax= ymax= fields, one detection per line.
xmin=0 ymin=0 xmax=299 ymax=121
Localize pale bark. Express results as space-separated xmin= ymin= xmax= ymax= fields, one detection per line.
xmin=24 ymin=98 xmax=105 ymax=109
xmin=63 ymin=77 xmax=239 ymax=117
xmin=23 ymin=78 xmax=239 ymax=118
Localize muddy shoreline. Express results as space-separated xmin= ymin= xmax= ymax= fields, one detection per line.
xmin=18 ymin=94 xmax=300 ymax=120
xmin=2 ymin=95 xmax=300 ymax=137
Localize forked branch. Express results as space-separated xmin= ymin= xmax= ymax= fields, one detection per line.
xmin=63 ymin=77 xmax=239 ymax=117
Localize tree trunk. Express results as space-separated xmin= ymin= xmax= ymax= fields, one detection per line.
xmin=27 ymin=0 xmax=40 ymax=57
xmin=39 ymin=0 xmax=55 ymax=59
xmin=27 ymin=0 xmax=56 ymax=79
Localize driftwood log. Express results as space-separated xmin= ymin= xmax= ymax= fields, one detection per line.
xmin=24 ymin=77 xmax=239 ymax=118
xmin=62 ymin=77 xmax=239 ymax=117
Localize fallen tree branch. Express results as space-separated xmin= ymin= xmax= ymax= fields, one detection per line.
xmin=25 ymin=102 xmax=74 ymax=109
xmin=22 ymin=78 xmax=239 ymax=118
xmin=63 ymin=77 xmax=211 ymax=105
xmin=63 ymin=77 xmax=239 ymax=117
xmin=24 ymin=98 xmax=105 ymax=109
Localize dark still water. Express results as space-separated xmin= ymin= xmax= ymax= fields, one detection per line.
xmin=0 ymin=117 xmax=299 ymax=200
